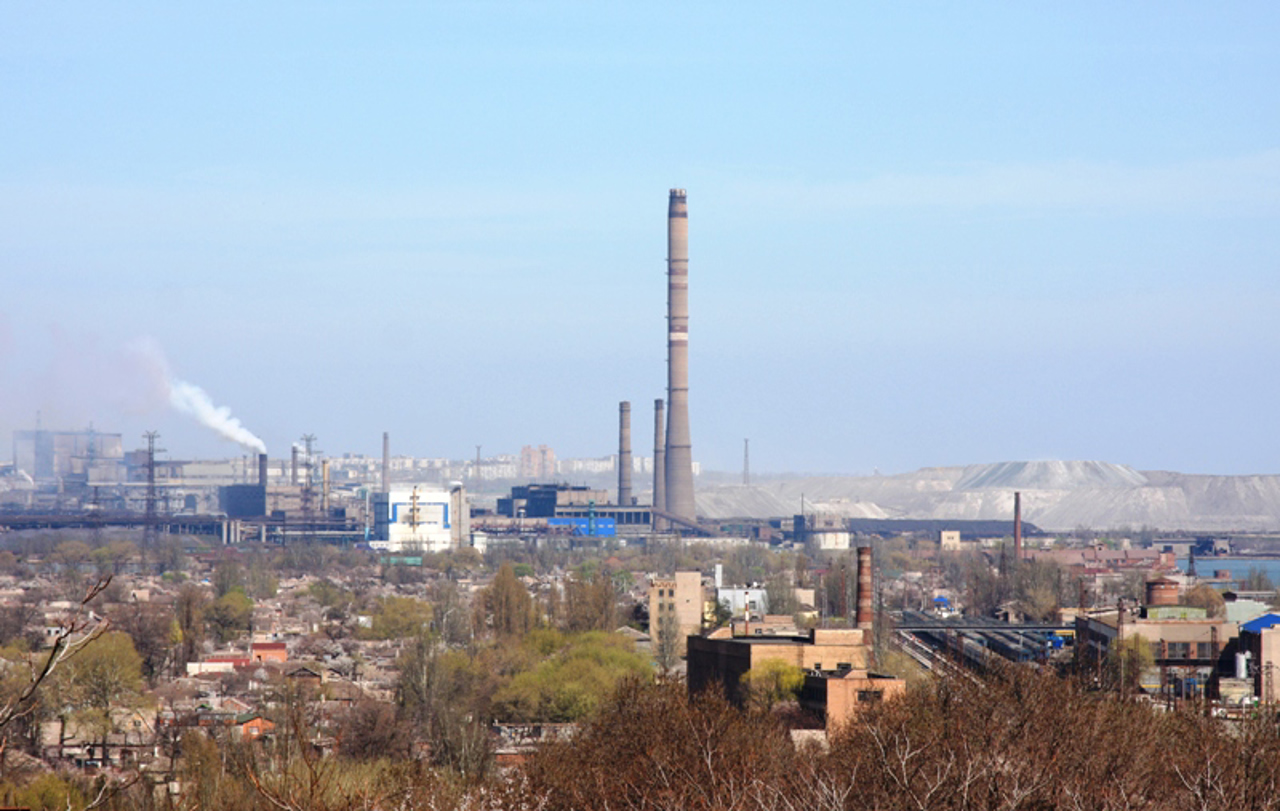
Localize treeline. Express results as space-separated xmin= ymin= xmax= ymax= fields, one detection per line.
xmin=15 ymin=662 xmax=1280 ymax=810
xmin=527 ymin=666 xmax=1280 ymax=811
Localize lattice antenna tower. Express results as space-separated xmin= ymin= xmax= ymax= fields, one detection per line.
xmin=143 ymin=431 xmax=165 ymax=544
xmin=299 ymin=434 xmax=317 ymax=520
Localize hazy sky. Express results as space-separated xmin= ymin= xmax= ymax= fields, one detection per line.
xmin=2 ymin=4 xmax=1279 ymax=475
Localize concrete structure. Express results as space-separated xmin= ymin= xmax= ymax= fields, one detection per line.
xmin=649 ymin=571 xmax=704 ymax=655
xmin=940 ymin=530 xmax=962 ymax=551
xmin=652 ymin=398 xmax=666 ymax=530
xmin=795 ymin=513 xmax=852 ymax=550
xmin=618 ymin=401 xmax=632 ymax=506
xmin=371 ymin=484 xmax=469 ymax=553
xmin=663 ymin=188 xmax=696 ymax=523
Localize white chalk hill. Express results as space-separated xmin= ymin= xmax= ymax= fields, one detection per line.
xmin=694 ymin=460 xmax=1280 ymax=532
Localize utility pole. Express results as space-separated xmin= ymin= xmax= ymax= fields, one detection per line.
xmin=143 ymin=431 xmax=164 ymax=545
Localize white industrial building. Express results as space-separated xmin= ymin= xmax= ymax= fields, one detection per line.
xmin=371 ymin=484 xmax=470 ymax=553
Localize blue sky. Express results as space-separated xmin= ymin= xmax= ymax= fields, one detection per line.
xmin=2 ymin=3 xmax=1278 ymax=475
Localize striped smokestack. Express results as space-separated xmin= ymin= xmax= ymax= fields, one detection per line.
xmin=653 ymin=398 xmax=666 ymax=530
xmin=618 ymin=401 xmax=632 ymax=506
xmin=663 ymin=188 xmax=696 ymax=523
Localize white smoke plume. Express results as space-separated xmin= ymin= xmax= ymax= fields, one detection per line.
xmin=167 ymin=378 xmax=267 ymax=454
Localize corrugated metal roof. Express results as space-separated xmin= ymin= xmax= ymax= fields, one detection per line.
xmin=1239 ymin=613 xmax=1280 ymax=634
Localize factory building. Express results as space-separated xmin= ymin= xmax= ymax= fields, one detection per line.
xmin=371 ymin=484 xmax=470 ymax=553
xmin=12 ymin=428 xmax=124 ymax=484
xmin=1074 ymin=578 xmax=1235 ymax=698
xmin=794 ymin=514 xmax=852 ymax=551
xmin=687 ymin=547 xmax=902 ymax=731
xmin=496 ymin=483 xmax=652 ymax=528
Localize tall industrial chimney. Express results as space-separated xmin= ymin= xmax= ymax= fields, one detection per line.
xmin=258 ymin=453 xmax=268 ymax=489
xmin=290 ymin=446 xmax=299 ymax=486
xmin=855 ymin=546 xmax=874 ymax=631
xmin=653 ymin=398 xmax=666 ymax=530
xmin=663 ymin=188 xmax=696 ymax=523
xmin=618 ymin=401 xmax=632 ymax=506
xmin=1014 ymin=491 xmax=1023 ymax=562
xmin=382 ymin=432 xmax=390 ymax=494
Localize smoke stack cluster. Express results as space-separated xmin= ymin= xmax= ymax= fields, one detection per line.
xmin=618 ymin=401 xmax=632 ymax=506
xmin=663 ymin=188 xmax=696 ymax=523
xmin=1014 ymin=491 xmax=1023 ymax=561
xmin=856 ymin=546 xmax=874 ymax=631
xmin=652 ymin=399 xmax=666 ymax=529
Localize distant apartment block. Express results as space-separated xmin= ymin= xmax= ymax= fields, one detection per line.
xmin=519 ymin=445 xmax=558 ymax=479
xmin=650 ymin=571 xmax=705 ymax=655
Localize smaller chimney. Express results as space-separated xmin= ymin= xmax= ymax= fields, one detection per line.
xmin=855 ymin=546 xmax=874 ymax=631
xmin=321 ymin=460 xmax=330 ymax=513
xmin=1014 ymin=491 xmax=1023 ymax=561
xmin=258 ymin=453 xmax=268 ymax=489
xmin=652 ymin=399 xmax=666 ymax=530
xmin=618 ymin=401 xmax=633 ymax=506
xmin=290 ymin=446 xmax=299 ymax=486
xmin=382 ymin=432 xmax=390 ymax=494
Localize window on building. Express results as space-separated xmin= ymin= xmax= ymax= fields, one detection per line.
xmin=857 ymin=690 xmax=883 ymax=703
